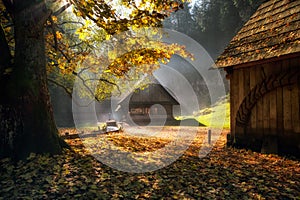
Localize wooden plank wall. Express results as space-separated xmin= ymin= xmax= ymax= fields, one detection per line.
xmin=291 ymin=58 xmax=300 ymax=133
xmin=231 ymin=56 xmax=300 ymax=139
xmin=230 ymin=67 xmax=239 ymax=137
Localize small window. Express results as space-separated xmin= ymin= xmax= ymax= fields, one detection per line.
xmin=130 ymin=108 xmax=143 ymax=114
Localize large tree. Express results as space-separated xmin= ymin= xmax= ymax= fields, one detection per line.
xmin=0 ymin=0 xmax=186 ymax=160
xmin=0 ymin=0 xmax=66 ymax=160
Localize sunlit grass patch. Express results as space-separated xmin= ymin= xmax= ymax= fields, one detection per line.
xmin=196 ymin=101 xmax=230 ymax=129
xmin=177 ymin=95 xmax=230 ymax=129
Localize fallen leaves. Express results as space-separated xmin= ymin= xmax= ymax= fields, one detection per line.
xmin=0 ymin=127 xmax=299 ymax=199
xmin=96 ymin=133 xmax=171 ymax=153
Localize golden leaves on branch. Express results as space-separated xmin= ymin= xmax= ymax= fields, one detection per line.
xmin=70 ymin=0 xmax=185 ymax=35
xmin=107 ymin=42 xmax=193 ymax=77
xmin=75 ymin=20 xmax=93 ymax=41
xmin=44 ymin=0 xmax=191 ymax=100
xmin=45 ymin=21 xmax=90 ymax=76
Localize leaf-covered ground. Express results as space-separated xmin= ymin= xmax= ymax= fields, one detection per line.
xmin=1 ymin=127 xmax=299 ymax=199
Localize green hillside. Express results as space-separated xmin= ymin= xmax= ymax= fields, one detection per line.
xmin=195 ymin=99 xmax=230 ymax=129
xmin=177 ymin=96 xmax=230 ymax=129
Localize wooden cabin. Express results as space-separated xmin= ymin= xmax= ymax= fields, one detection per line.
xmin=216 ymin=0 xmax=300 ymax=156
xmin=118 ymin=83 xmax=180 ymax=126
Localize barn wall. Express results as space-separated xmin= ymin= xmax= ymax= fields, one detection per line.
xmin=229 ymin=56 xmax=300 ymax=156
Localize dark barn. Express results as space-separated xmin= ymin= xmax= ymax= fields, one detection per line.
xmin=118 ymin=83 xmax=180 ymax=126
xmin=216 ymin=0 xmax=300 ymax=156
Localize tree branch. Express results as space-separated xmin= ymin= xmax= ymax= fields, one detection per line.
xmin=48 ymin=16 xmax=58 ymax=51
xmin=47 ymin=78 xmax=72 ymax=98
xmin=75 ymin=72 xmax=101 ymax=102
xmin=47 ymin=77 xmax=83 ymax=107
xmin=85 ymin=77 xmax=121 ymax=95
xmin=53 ymin=2 xmax=72 ymax=16
xmin=57 ymin=21 xmax=84 ymax=26
xmin=73 ymin=69 xmax=122 ymax=101
xmin=69 ymin=0 xmax=112 ymax=33
xmin=46 ymin=40 xmax=71 ymax=62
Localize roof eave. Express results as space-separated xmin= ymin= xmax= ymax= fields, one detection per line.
xmin=217 ymin=51 xmax=300 ymax=70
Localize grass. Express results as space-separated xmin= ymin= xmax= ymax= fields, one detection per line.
xmin=195 ymin=100 xmax=230 ymax=129
xmin=177 ymin=96 xmax=230 ymax=129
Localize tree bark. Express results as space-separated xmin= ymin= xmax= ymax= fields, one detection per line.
xmin=0 ymin=0 xmax=66 ymax=160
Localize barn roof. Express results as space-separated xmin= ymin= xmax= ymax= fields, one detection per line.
xmin=216 ymin=0 xmax=300 ymax=68
xmin=117 ymin=77 xmax=179 ymax=106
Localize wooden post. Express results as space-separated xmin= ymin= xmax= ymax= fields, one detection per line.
xmin=208 ymin=129 xmax=211 ymax=145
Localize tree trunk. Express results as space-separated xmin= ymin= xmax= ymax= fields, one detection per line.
xmin=0 ymin=0 xmax=65 ymax=160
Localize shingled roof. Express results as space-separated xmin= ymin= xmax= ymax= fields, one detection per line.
xmin=216 ymin=0 xmax=300 ymax=68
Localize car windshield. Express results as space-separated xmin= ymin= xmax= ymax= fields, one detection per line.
xmin=106 ymin=120 xmax=117 ymax=126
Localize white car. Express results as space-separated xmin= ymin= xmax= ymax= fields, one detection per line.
xmin=105 ymin=120 xmax=122 ymax=133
